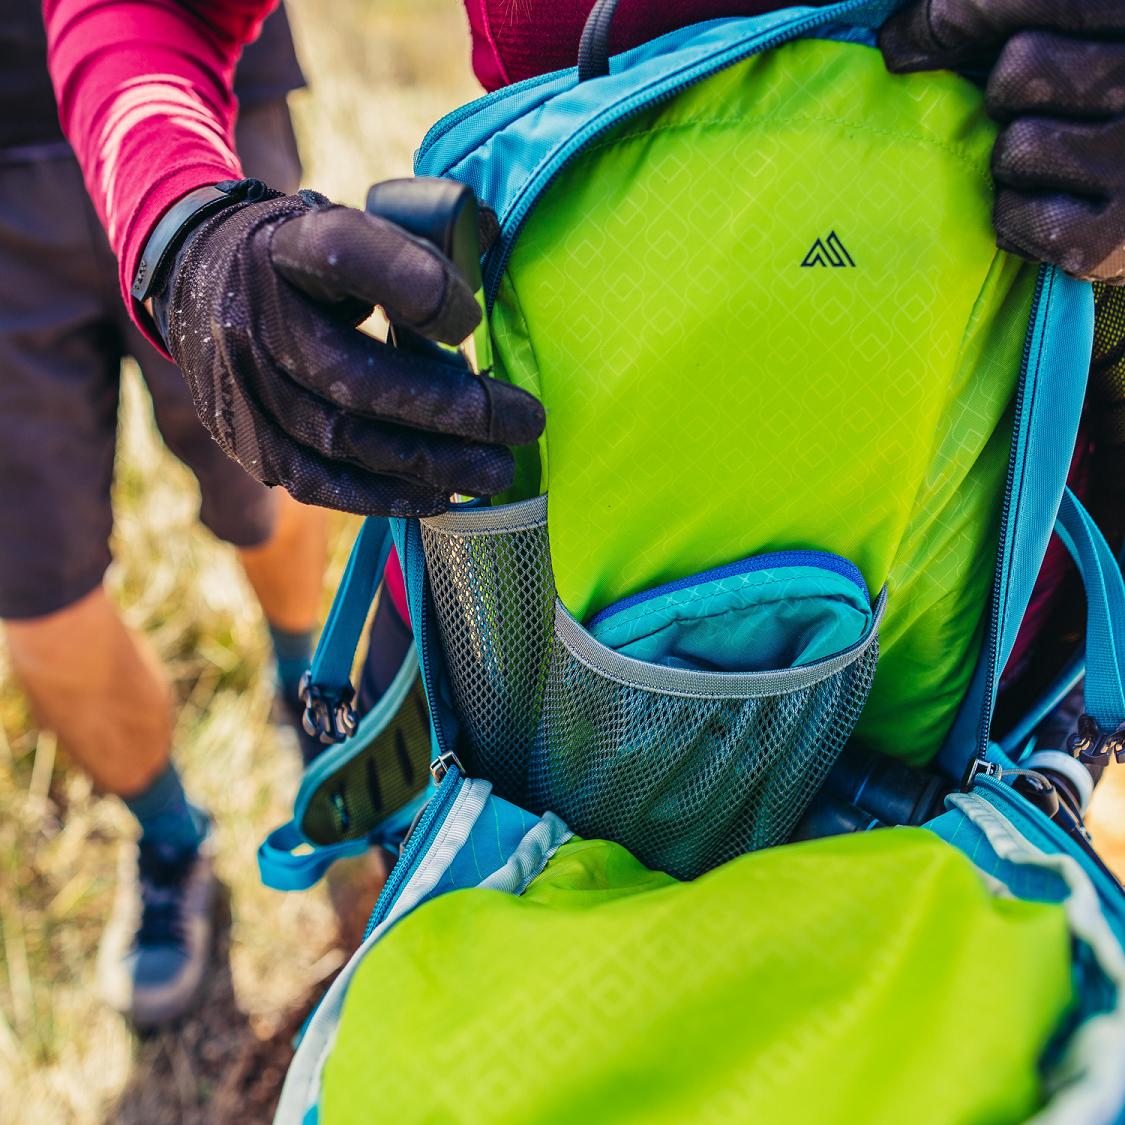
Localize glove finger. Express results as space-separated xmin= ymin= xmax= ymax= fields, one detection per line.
xmin=288 ymin=461 xmax=450 ymax=518
xmin=261 ymin=304 xmax=545 ymax=447
xmin=992 ymin=117 xmax=1118 ymax=198
xmin=988 ymin=33 xmax=1125 ymax=120
xmin=879 ymin=0 xmax=1125 ymax=75
xmin=269 ymin=206 xmax=480 ymax=345
xmin=249 ymin=408 xmax=450 ymax=516
xmin=994 ymin=187 xmax=1125 ymax=282
xmin=247 ymin=361 xmax=518 ymax=494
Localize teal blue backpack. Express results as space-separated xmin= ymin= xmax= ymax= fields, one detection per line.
xmin=261 ymin=3 xmax=1125 ymax=1121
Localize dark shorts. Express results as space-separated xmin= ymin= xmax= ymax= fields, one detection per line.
xmin=0 ymin=100 xmax=302 ymax=619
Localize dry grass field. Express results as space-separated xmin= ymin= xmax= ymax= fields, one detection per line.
xmin=0 ymin=2 xmax=477 ymax=1121
xmin=0 ymin=4 xmax=1122 ymax=1122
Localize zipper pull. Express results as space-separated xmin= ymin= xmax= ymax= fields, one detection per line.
xmin=430 ymin=750 xmax=465 ymax=785
xmin=965 ymin=757 xmax=1004 ymax=787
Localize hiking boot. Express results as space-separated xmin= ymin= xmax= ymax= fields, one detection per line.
xmin=96 ymin=827 xmax=217 ymax=1030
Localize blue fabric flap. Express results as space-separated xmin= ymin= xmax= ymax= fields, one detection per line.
xmin=589 ymin=550 xmax=873 ymax=672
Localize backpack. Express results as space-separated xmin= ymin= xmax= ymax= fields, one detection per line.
xmin=265 ymin=2 xmax=1125 ymax=1120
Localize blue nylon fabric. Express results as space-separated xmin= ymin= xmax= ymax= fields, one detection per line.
xmin=925 ymin=809 xmax=1069 ymax=905
xmin=308 ymin=517 xmax=393 ymax=698
xmin=1055 ymin=489 xmax=1125 ymax=730
xmin=257 ymin=793 xmax=429 ymax=892
xmin=939 ymin=268 xmax=1094 ymax=777
xmin=429 ymin=796 xmax=542 ymax=896
xmin=589 ymin=558 xmax=873 ymax=671
xmin=257 ymin=822 xmax=371 ymax=892
xmin=587 ymin=548 xmax=868 ymax=627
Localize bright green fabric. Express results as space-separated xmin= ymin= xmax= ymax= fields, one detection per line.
xmin=589 ymin=564 xmax=873 ymax=670
xmin=491 ymin=38 xmax=1037 ymax=761
xmin=322 ymin=831 xmax=1072 ymax=1124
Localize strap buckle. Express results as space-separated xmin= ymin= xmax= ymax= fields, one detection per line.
xmin=298 ymin=670 xmax=359 ymax=745
xmin=1067 ymin=714 xmax=1125 ymax=768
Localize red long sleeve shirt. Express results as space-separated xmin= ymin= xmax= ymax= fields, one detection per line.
xmin=43 ymin=0 xmax=818 ymax=335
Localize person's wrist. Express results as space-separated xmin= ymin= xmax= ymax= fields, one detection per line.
xmin=131 ymin=181 xmax=258 ymax=303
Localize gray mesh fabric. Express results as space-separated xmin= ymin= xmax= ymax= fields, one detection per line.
xmin=536 ymin=602 xmax=880 ymax=879
xmin=421 ymin=497 xmax=881 ymax=880
xmin=420 ymin=497 xmax=555 ymax=800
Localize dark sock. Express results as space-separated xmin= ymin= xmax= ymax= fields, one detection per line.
xmin=269 ymin=622 xmax=315 ymax=702
xmin=123 ymin=762 xmax=207 ymax=853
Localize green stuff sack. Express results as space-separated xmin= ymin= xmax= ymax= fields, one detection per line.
xmin=489 ymin=35 xmax=1036 ymax=764
xmin=322 ymin=831 xmax=1073 ymax=1125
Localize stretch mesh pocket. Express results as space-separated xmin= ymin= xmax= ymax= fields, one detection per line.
xmin=420 ymin=497 xmax=555 ymax=801
xmin=534 ymin=596 xmax=883 ymax=879
xmin=422 ymin=499 xmax=883 ymax=878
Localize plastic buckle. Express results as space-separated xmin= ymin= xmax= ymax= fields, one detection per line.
xmin=430 ymin=750 xmax=465 ymax=785
xmin=1066 ymin=714 xmax=1125 ymax=768
xmin=298 ymin=670 xmax=359 ymax=745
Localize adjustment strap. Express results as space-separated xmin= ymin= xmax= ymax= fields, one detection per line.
xmin=257 ymin=822 xmax=372 ymax=892
xmin=301 ymin=517 xmax=394 ymax=743
xmin=131 ymin=180 xmax=256 ymax=302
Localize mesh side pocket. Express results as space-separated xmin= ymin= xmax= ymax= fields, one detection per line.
xmin=532 ymin=593 xmax=884 ymax=880
xmin=419 ymin=496 xmax=555 ymax=801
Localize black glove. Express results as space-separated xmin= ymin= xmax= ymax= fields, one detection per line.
xmin=152 ymin=182 xmax=544 ymax=517
xmin=879 ymin=0 xmax=1125 ymax=283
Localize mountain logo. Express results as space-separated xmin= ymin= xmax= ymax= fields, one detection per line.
xmin=800 ymin=231 xmax=855 ymax=268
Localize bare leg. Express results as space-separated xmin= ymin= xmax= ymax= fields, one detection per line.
xmin=4 ymin=585 xmax=171 ymax=797
xmin=237 ymin=491 xmax=328 ymax=634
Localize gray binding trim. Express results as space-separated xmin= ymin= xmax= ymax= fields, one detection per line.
xmin=478 ymin=813 xmax=573 ymax=895
xmin=553 ymin=585 xmax=887 ymax=700
xmin=421 ymin=493 xmax=547 ymax=536
xmin=949 ymin=792 xmax=1125 ymax=1125
xmin=273 ymin=777 xmax=493 ymax=1125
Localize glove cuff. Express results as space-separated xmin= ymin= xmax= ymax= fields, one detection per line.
xmin=131 ymin=179 xmax=272 ymax=303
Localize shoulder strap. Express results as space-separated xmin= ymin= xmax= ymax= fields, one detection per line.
xmin=1055 ymin=488 xmax=1125 ymax=734
xmin=301 ymin=516 xmax=394 ymax=744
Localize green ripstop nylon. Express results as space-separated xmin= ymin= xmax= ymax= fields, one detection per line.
xmin=490 ymin=38 xmax=1038 ymax=763
xmin=321 ymin=831 xmax=1072 ymax=1125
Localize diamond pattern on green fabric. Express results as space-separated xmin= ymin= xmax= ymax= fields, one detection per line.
xmin=321 ymin=830 xmax=1072 ymax=1124
xmin=490 ymin=38 xmax=1038 ymax=762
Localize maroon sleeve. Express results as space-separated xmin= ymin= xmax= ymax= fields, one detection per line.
xmin=44 ymin=0 xmax=277 ymax=342
xmin=463 ymin=0 xmax=829 ymax=90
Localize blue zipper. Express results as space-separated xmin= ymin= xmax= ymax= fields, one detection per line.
xmin=401 ymin=521 xmax=451 ymax=760
xmin=975 ymin=268 xmax=1049 ymax=761
xmin=480 ymin=1 xmax=890 ymax=310
xmin=360 ymin=762 xmax=463 ymax=942
xmin=417 ymin=68 xmax=570 ymax=164
xmin=587 ymin=548 xmax=869 ymax=630
xmin=972 ymin=773 xmax=1125 ymax=931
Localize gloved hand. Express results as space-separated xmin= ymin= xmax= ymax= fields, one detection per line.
xmin=879 ymin=0 xmax=1125 ymax=283
xmin=152 ymin=181 xmax=544 ymax=516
